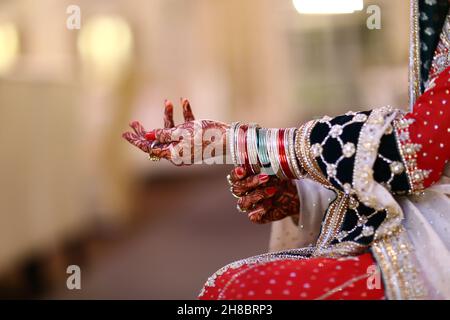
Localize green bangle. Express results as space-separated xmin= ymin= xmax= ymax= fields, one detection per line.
xmin=257 ymin=128 xmax=271 ymax=171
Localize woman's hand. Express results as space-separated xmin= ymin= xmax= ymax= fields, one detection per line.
xmin=228 ymin=166 xmax=300 ymax=224
xmin=123 ymin=98 xmax=229 ymax=166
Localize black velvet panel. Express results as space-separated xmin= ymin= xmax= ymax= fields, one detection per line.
xmin=310 ymin=111 xmax=413 ymax=248
xmin=330 ymin=203 xmax=387 ymax=246
xmin=374 ymin=129 xmax=411 ymax=193
xmin=310 ymin=111 xmax=411 ymax=194
xmin=419 ymin=0 xmax=449 ymax=91
xmin=310 ymin=112 xmax=368 ymax=190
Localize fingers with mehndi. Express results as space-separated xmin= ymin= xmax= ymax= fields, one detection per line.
xmin=237 ymin=186 xmax=277 ymax=211
xmin=164 ymin=100 xmax=175 ymax=129
xmin=182 ymin=98 xmax=195 ymax=122
xmin=228 ymin=167 xmax=300 ymax=224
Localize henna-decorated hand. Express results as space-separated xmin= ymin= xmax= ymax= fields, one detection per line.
xmin=228 ymin=166 xmax=300 ymax=224
xmin=122 ymin=98 xmax=229 ymax=166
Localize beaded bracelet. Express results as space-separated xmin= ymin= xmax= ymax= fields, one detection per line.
xmin=287 ymin=128 xmax=306 ymax=179
xmin=283 ymin=129 xmax=296 ymax=178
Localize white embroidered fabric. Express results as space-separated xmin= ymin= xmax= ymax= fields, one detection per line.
xmin=399 ymin=164 xmax=450 ymax=299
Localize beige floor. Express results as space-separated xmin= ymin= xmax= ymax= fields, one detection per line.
xmin=54 ymin=166 xmax=271 ymax=299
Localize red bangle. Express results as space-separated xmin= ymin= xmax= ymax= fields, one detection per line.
xmin=243 ymin=126 xmax=254 ymax=174
xmin=238 ymin=125 xmax=252 ymax=173
xmin=238 ymin=124 xmax=246 ymax=166
xmin=278 ymin=129 xmax=295 ymax=179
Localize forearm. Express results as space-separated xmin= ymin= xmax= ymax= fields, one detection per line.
xmin=229 ymin=66 xmax=450 ymax=195
xmin=227 ymin=117 xmax=408 ymax=195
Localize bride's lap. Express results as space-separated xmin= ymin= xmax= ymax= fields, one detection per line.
xmin=199 ymin=252 xmax=384 ymax=300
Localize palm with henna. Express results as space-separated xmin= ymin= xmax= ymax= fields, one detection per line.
xmin=123 ymin=99 xmax=300 ymax=223
xmin=122 ymin=99 xmax=229 ymax=165
xmin=229 ymin=166 xmax=300 ymax=224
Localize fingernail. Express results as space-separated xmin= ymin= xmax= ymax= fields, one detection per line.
xmin=145 ymin=131 xmax=156 ymax=141
xmin=235 ymin=167 xmax=245 ymax=177
xmin=266 ymin=187 xmax=277 ymax=196
xmin=248 ymin=211 xmax=262 ymax=222
xmin=259 ymin=174 xmax=269 ymax=183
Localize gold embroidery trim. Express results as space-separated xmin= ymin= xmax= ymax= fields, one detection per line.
xmin=295 ymin=118 xmax=369 ymax=256
xmin=314 ymin=192 xmax=350 ymax=250
xmin=352 ymin=106 xmax=397 ymax=208
xmin=347 ymin=106 xmax=428 ymax=299
xmin=295 ymin=120 xmax=333 ymax=188
xmin=314 ymin=241 xmax=368 ymax=258
xmin=393 ymin=115 xmax=430 ymax=194
xmin=372 ymin=227 xmax=427 ymax=300
xmin=315 ymin=273 xmax=373 ymax=300
xmin=409 ymin=0 xmax=421 ymax=110
xmin=295 ymin=120 xmax=351 ymax=251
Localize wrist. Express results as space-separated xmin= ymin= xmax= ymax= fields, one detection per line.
xmin=228 ymin=123 xmax=305 ymax=179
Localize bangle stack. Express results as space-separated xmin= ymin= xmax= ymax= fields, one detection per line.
xmin=228 ymin=122 xmax=305 ymax=179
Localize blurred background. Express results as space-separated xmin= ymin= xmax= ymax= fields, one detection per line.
xmin=0 ymin=0 xmax=410 ymax=299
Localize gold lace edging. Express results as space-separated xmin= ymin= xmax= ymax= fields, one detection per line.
xmin=350 ymin=106 xmax=427 ymax=299
xmin=372 ymin=227 xmax=427 ymax=300
xmin=409 ymin=0 xmax=421 ymax=110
